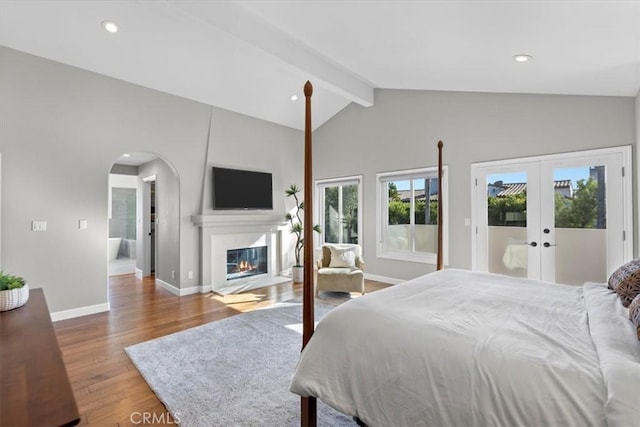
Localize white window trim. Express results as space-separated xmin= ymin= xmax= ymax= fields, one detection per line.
xmin=376 ymin=166 xmax=448 ymax=264
xmin=315 ymin=175 xmax=363 ymax=247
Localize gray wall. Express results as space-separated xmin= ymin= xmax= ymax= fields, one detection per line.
xmin=0 ymin=46 xmax=302 ymax=312
xmin=1 ymin=44 xmax=636 ymax=312
xmin=137 ymin=158 xmax=181 ymax=285
xmin=200 ymin=106 xmax=306 ymax=270
xmin=313 ymin=89 xmax=637 ymax=281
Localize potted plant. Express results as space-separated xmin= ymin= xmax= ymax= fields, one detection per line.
xmin=285 ymin=184 xmax=321 ymax=283
xmin=0 ymin=271 xmax=29 ymax=311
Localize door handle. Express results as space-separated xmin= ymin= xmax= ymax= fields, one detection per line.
xmin=543 ymin=242 xmax=557 ymax=248
xmin=528 ymin=241 xmax=537 ymax=247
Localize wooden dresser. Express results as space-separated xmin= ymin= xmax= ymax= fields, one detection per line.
xmin=0 ymin=288 xmax=80 ymax=426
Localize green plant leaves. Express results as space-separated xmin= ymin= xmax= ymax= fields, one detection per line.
xmin=0 ymin=271 xmax=26 ymax=291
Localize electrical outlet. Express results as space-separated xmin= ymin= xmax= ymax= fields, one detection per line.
xmin=188 ymin=271 xmax=193 ymax=279
xmin=32 ymin=220 xmax=47 ymax=231
xmin=171 ymin=270 xmax=175 ymax=279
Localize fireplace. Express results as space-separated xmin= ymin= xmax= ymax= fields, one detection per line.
xmin=226 ymin=246 xmax=268 ymax=281
xmin=192 ymin=213 xmax=289 ymax=294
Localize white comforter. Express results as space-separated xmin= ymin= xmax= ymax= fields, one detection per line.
xmin=290 ymin=269 xmax=640 ymax=427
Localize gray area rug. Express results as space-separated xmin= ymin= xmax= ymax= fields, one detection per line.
xmin=125 ymin=301 xmax=354 ymax=426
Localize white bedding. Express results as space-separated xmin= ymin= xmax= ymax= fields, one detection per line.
xmin=289 ymin=269 xmax=640 ymax=427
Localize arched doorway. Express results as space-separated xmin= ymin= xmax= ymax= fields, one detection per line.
xmin=108 ymin=152 xmax=180 ymax=289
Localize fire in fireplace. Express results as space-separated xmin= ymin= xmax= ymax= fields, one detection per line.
xmin=226 ymin=246 xmax=268 ymax=281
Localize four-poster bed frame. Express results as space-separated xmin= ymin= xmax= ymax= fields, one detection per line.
xmin=301 ymin=80 xmax=316 ymax=426
xmin=299 ymin=81 xmax=445 ymax=426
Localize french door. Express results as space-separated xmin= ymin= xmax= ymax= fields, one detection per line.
xmin=472 ymin=147 xmax=632 ymax=285
xmin=316 ymin=176 xmax=362 ymax=245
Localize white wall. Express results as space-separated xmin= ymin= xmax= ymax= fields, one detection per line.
xmin=314 ymin=89 xmax=637 ymax=281
xmin=0 ymin=46 xmax=302 ymax=313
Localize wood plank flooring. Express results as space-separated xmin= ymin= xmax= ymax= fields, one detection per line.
xmin=54 ymin=274 xmax=390 ymax=426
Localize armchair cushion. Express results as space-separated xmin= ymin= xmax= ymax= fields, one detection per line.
xmin=320 ymin=244 xmax=363 ymax=269
xmin=328 ymin=246 xmax=357 ymax=268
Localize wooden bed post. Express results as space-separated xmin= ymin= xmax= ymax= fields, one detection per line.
xmin=437 ymin=140 xmax=444 ymax=271
xmin=301 ymin=80 xmax=317 ymax=427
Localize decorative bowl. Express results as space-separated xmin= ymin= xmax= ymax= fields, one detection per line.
xmin=0 ymin=283 xmax=29 ymax=311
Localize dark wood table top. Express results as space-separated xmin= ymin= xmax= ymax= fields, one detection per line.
xmin=0 ymin=288 xmax=80 ymax=427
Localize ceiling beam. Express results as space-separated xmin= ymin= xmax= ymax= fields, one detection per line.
xmin=146 ymin=0 xmax=374 ymax=107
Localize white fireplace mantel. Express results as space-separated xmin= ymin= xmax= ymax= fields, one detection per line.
xmin=192 ymin=213 xmax=290 ymax=294
xmin=192 ymin=213 xmax=287 ymax=231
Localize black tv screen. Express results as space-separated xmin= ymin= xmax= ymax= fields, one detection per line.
xmin=212 ymin=167 xmax=273 ymax=210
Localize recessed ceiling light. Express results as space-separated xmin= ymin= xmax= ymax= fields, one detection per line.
xmin=122 ymin=153 xmax=131 ymax=158
xmin=102 ymin=20 xmax=119 ymax=33
xmin=513 ymin=54 xmax=533 ymax=63
xmin=290 ymin=95 xmax=298 ymax=101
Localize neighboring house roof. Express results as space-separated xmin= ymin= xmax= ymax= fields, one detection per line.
xmin=396 ymin=189 xmax=440 ymax=202
xmin=492 ymin=180 xmax=572 ymax=197
xmin=554 ymin=180 xmax=572 ymax=189
xmin=397 ymin=189 xmax=424 ymax=202
xmin=496 ymin=182 xmax=527 ymax=197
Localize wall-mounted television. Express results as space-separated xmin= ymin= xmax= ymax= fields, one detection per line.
xmin=212 ymin=166 xmax=273 ymax=210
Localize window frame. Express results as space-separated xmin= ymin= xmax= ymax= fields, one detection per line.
xmin=376 ymin=166 xmax=448 ymax=264
xmin=315 ymin=175 xmax=363 ymax=247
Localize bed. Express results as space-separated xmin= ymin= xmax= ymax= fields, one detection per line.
xmin=293 ymin=81 xmax=639 ymax=426
xmin=290 ymin=268 xmax=640 ymax=426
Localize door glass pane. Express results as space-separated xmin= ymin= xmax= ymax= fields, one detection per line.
xmin=386 ymin=180 xmax=410 ymax=251
xmin=553 ymin=165 xmax=607 ymax=285
xmin=340 ymin=184 xmax=359 ymax=244
xmin=323 ymin=186 xmax=340 ymax=243
xmin=487 ymin=172 xmax=528 ymax=278
xmin=414 ymin=178 xmax=437 ymax=253
xmin=324 ymin=183 xmax=359 ymax=244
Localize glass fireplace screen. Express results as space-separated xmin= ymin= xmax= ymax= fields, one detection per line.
xmin=226 ymin=246 xmax=268 ymax=281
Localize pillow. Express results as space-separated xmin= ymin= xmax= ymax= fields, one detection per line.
xmin=328 ymin=246 xmax=356 ymax=268
xmin=630 ymin=294 xmax=640 ymax=341
xmin=608 ymin=259 xmax=640 ymax=308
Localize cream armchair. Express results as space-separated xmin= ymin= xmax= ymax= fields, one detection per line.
xmin=316 ymin=244 xmax=365 ymax=296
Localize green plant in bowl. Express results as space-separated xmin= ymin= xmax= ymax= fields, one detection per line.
xmin=0 ymin=271 xmax=26 ymax=291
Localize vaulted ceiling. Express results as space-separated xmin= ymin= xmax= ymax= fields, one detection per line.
xmin=1 ymin=1 xmax=639 ymax=131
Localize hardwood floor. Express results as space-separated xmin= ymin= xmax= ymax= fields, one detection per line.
xmin=54 ymin=274 xmax=390 ymax=426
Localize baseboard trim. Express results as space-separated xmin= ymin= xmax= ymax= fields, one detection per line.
xmin=51 ymin=302 xmax=110 ymax=322
xmin=178 ymin=285 xmax=202 ymax=296
xmin=364 ymin=273 xmax=404 ymax=285
xmin=155 ymin=278 xmax=180 ymax=296
xmin=154 ymin=279 xmax=203 ymax=296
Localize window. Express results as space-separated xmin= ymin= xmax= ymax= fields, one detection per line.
xmin=377 ymin=167 xmax=448 ymax=263
xmin=316 ymin=176 xmax=362 ymax=245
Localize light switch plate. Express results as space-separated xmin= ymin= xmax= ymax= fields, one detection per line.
xmin=79 ymin=219 xmax=88 ymax=230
